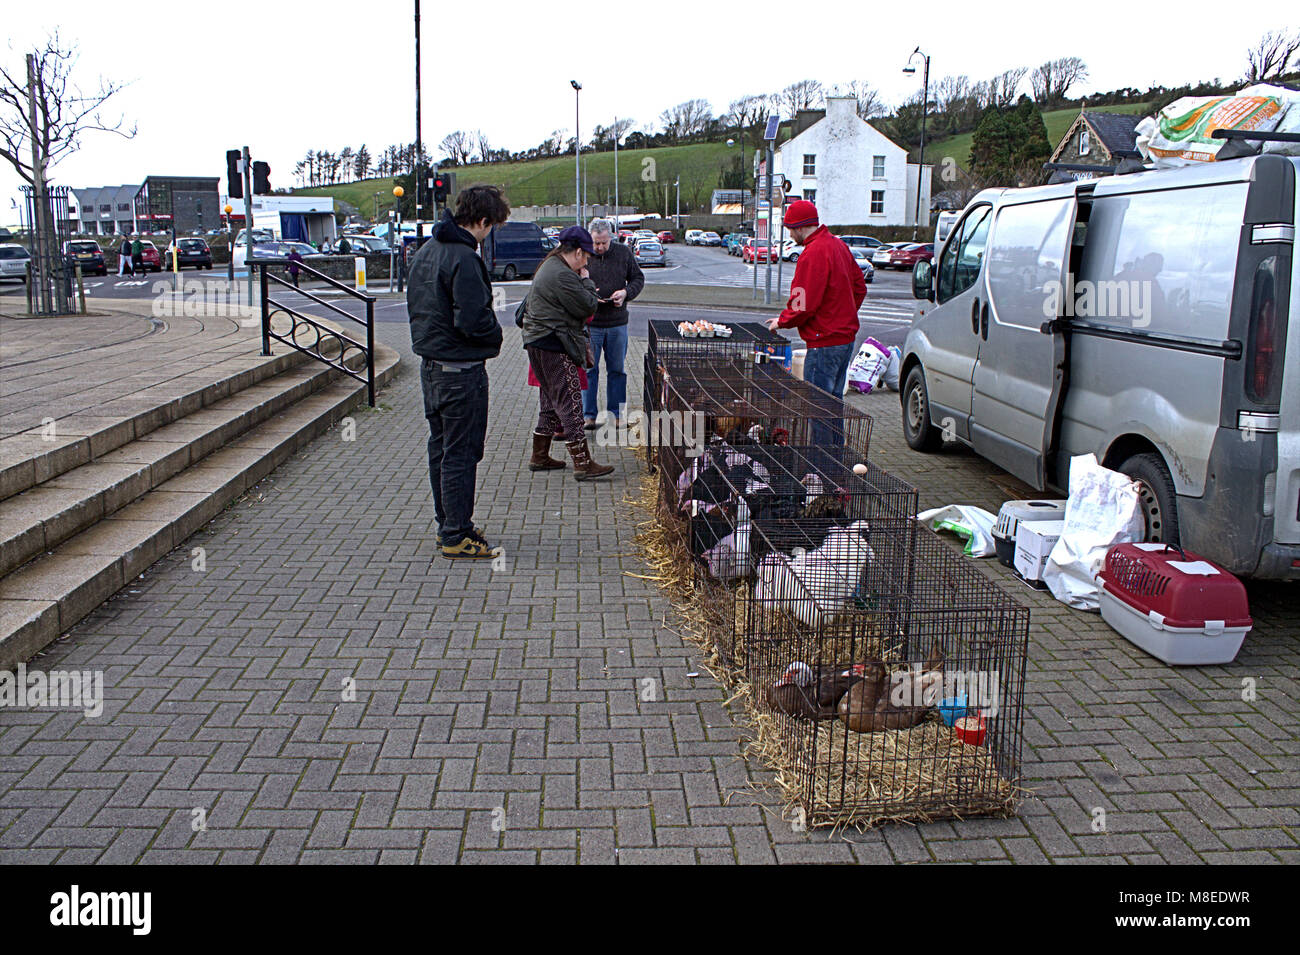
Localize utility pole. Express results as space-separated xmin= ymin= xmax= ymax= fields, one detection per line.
xmin=570 ymin=81 xmax=582 ymax=224
xmin=905 ymin=47 xmax=931 ymax=240
xmin=613 ymin=116 xmax=619 ymax=231
xmin=674 ymin=177 xmax=680 ymax=228
xmin=414 ymin=0 xmax=424 ymax=239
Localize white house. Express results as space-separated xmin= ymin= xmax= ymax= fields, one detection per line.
xmin=773 ymin=97 xmax=932 ymax=227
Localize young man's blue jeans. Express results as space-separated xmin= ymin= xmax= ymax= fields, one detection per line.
xmin=803 ymin=341 xmax=856 ymax=453
xmin=582 ymin=324 xmax=628 ymax=421
xmin=420 ymin=359 xmax=488 ymax=545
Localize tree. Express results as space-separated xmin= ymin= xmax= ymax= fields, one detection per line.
xmin=778 ymin=79 xmax=824 ymax=116
xmin=475 ymin=129 xmax=491 ymax=164
xmin=354 ymin=144 xmax=371 ymax=180
xmin=831 ymin=80 xmax=886 ymax=120
xmin=338 ymin=146 xmax=354 ymax=183
xmin=988 ymin=68 xmax=1029 ymax=109
xmin=0 ymin=33 xmax=136 ymax=185
xmin=659 ymin=99 xmax=712 ymax=143
xmin=969 ymin=95 xmax=1051 ymax=186
xmin=1246 ymin=30 xmax=1300 ymax=82
xmin=440 ymin=130 xmax=473 ymax=165
xmin=1031 ymin=57 xmax=1089 ymax=107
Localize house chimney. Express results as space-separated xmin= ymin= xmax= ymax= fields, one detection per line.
xmin=826 ymin=96 xmax=857 ymax=120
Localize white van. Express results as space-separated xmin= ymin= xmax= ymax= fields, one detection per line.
xmin=903 ymin=153 xmax=1297 ymax=578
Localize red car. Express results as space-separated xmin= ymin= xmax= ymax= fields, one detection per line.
xmin=742 ymin=238 xmax=776 ymax=264
xmin=889 ymin=243 xmax=934 ymax=270
xmin=657 ymin=230 xmax=675 ymax=243
xmin=137 ymin=240 xmax=163 ymax=272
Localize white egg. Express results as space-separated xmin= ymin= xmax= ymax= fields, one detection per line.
xmin=853 ymin=463 xmax=868 ymax=476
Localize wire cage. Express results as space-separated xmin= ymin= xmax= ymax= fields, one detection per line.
xmin=738 ymin=517 xmax=1029 ymax=827
xmin=643 ymin=320 xmax=790 ymax=471
xmin=653 ymin=356 xmax=873 ymax=510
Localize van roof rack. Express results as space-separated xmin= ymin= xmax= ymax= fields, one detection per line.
xmin=1211 ymin=128 xmax=1300 ymax=161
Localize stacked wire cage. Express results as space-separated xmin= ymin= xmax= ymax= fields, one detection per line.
xmin=741 ymin=517 xmax=1029 ymax=827
xmin=653 ymin=355 xmax=873 ymax=535
xmin=643 ymin=320 xmax=792 ymax=470
xmin=666 ymin=444 xmax=917 ymax=670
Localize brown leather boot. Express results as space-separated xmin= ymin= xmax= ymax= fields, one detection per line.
xmin=529 ymin=431 xmax=566 ymax=471
xmin=566 ymin=438 xmax=615 ymax=480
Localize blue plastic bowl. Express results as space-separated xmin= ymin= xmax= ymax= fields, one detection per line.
xmin=938 ymin=696 xmax=969 ymax=727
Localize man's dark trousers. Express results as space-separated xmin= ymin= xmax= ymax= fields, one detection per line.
xmin=421 ymin=359 xmax=489 ymax=544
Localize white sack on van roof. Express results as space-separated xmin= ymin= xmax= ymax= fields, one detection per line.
xmin=1135 ymin=90 xmax=1285 ymax=166
xmin=1236 ymin=83 xmax=1300 ymax=155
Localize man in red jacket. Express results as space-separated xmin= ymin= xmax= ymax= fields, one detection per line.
xmin=765 ymin=200 xmax=865 ymax=446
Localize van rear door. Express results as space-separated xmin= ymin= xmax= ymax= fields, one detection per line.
xmin=970 ymin=189 xmax=1079 ymax=489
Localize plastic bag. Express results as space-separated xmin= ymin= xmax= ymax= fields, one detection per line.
xmin=846 ymin=337 xmax=890 ymax=394
xmin=881 ymin=346 xmax=903 ymax=391
xmin=917 ymin=505 xmax=998 ymax=557
xmin=1136 ymin=92 xmax=1283 ymax=166
xmin=1237 ymin=83 xmax=1300 ymax=155
xmin=1042 ymin=454 xmax=1145 ymax=611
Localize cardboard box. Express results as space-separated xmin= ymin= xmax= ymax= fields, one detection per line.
xmin=1014 ymin=520 xmax=1065 ymax=582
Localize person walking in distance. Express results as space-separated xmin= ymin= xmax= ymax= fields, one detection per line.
xmin=520 ymin=226 xmax=615 ymax=479
xmin=131 ymin=236 xmax=144 ymax=276
xmin=581 ymin=218 xmax=643 ymax=430
xmin=286 ymin=245 xmax=303 ymax=288
xmin=118 ymin=236 xmax=134 ymax=276
xmin=765 ymin=199 xmax=865 ymax=447
xmin=408 ymin=185 xmax=512 ymax=559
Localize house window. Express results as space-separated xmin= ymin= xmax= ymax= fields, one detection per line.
xmin=118 ymin=203 xmax=130 ymax=211
xmin=99 ymin=204 xmax=111 ymax=212
xmin=803 ymin=189 xmax=816 ymax=203
xmin=870 ymin=190 xmax=885 ymax=215
xmin=873 ymin=155 xmax=885 ymax=178
xmin=802 ymin=154 xmax=816 ymax=176
xmin=1079 ymin=129 xmax=1090 ymax=156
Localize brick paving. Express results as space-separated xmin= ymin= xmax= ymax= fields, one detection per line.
xmin=0 ymin=312 xmax=1295 ymax=864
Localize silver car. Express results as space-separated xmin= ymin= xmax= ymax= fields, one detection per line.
xmin=0 ymin=243 xmax=30 ymax=282
xmin=634 ymin=240 xmax=666 ymax=267
xmin=902 ymin=153 xmax=1299 ymax=578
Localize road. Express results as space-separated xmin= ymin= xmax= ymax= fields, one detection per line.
xmin=0 ymin=245 xmax=918 ymax=349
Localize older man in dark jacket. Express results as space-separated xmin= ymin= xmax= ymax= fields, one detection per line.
xmin=581 ymin=218 xmax=644 ymax=429
xmin=408 ymin=185 xmax=511 ymax=560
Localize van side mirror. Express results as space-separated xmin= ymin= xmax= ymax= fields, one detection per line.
xmin=912 ymin=260 xmax=934 ymax=301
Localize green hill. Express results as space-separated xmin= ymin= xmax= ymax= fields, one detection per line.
xmin=918 ymin=102 xmax=1151 ymax=173
xmin=293 ymin=140 xmax=739 ymax=219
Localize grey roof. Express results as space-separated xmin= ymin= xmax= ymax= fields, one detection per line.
xmin=1082 ymin=112 xmax=1142 ymax=159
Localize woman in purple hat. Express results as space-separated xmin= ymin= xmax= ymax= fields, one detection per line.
xmin=518 ymin=226 xmax=616 ymax=479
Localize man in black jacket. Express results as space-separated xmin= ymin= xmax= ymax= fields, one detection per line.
xmin=408 ymin=185 xmax=511 ymax=559
xmin=581 ymin=218 xmax=644 ymax=429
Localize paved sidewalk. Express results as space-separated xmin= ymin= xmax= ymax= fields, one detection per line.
xmin=0 ymin=311 xmax=1295 ymax=863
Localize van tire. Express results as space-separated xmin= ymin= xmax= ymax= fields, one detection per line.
xmin=1119 ymin=452 xmax=1181 ymax=546
xmin=902 ymin=366 xmax=944 ymax=452
xmin=503 ymin=264 xmax=517 ymax=281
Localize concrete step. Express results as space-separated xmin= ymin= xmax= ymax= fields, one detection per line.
xmin=0 ymin=359 xmax=341 ymax=578
xmin=0 ymin=348 xmax=310 ymax=503
xmin=0 ymin=340 xmax=400 ymax=668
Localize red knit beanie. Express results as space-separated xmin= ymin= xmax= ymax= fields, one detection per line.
xmin=784 ymin=199 xmax=819 ymax=229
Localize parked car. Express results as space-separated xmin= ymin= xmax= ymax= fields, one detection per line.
xmin=137 ymin=240 xmax=163 ymax=272
xmin=164 ymin=237 xmax=213 ymax=270
xmin=872 ymin=243 xmax=904 ymax=267
xmin=700 ymin=231 xmax=723 ymax=247
xmin=0 ymin=243 xmax=30 ymax=282
xmin=848 ymin=247 xmax=875 ymax=284
xmin=342 ymin=234 xmax=391 ymax=254
xmin=725 ymin=233 xmax=751 ymax=256
xmin=684 ymin=229 xmax=704 ymax=245
xmin=63 ymin=240 xmax=106 ymax=276
xmin=889 ymin=243 xmax=933 ymax=270
xmin=657 ymin=230 xmax=676 ymax=243
xmin=742 ymin=238 xmax=776 ymax=264
xmin=903 ymin=152 xmax=1299 ymax=578
xmin=634 ymin=240 xmax=666 ymax=267
xmin=232 ymin=240 xmax=323 ymax=270
xmin=841 ymin=234 xmax=885 ymax=252
xmin=235 ymin=228 xmax=276 ymax=245
xmin=617 ymin=230 xmax=635 ymax=244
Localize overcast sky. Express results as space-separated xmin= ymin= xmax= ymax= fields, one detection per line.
xmin=3 ymin=1 xmax=1296 ymax=221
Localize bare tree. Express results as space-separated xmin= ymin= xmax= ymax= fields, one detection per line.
xmin=1246 ymin=30 xmax=1300 ymax=82
xmin=988 ymin=68 xmax=1029 ymax=109
xmin=660 ymin=99 xmax=712 ymax=143
xmin=778 ymin=79 xmax=824 ymax=116
xmin=832 ymin=80 xmax=886 ymax=119
xmin=0 ymin=32 xmax=136 ymax=185
xmin=1031 ymin=57 xmax=1089 ymax=106
xmin=338 ymin=146 xmax=354 ymax=183
xmin=475 ymin=129 xmax=491 ymax=164
xmin=440 ymin=130 xmax=474 ymax=165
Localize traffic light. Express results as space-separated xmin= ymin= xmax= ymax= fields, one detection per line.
xmin=252 ymin=161 xmax=271 ymax=195
xmin=226 ymin=150 xmax=243 ymax=199
xmin=432 ymin=173 xmax=451 ymax=205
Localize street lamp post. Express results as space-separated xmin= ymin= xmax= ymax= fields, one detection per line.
xmin=393 ymin=185 xmax=405 ymax=292
xmin=570 ymin=80 xmax=582 ymax=224
xmin=904 ymin=46 xmax=931 ymax=241
xmin=414 ymin=0 xmax=424 ymax=240
xmin=613 ymin=116 xmax=619 ymax=231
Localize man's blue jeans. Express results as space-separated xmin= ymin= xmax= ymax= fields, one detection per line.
xmin=803 ymin=341 xmax=856 ymax=453
xmin=582 ymin=324 xmax=628 ymax=420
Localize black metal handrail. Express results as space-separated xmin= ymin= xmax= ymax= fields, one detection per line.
xmin=257 ymin=260 xmax=377 ymax=405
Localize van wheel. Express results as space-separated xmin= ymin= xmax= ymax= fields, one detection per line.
xmin=502 ymin=264 xmax=517 ymax=281
xmin=902 ymin=366 xmax=944 ymax=452
xmin=1119 ymin=452 xmax=1180 ymax=546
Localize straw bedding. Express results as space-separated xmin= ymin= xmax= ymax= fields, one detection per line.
xmin=628 ymin=473 xmax=1017 ymax=830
